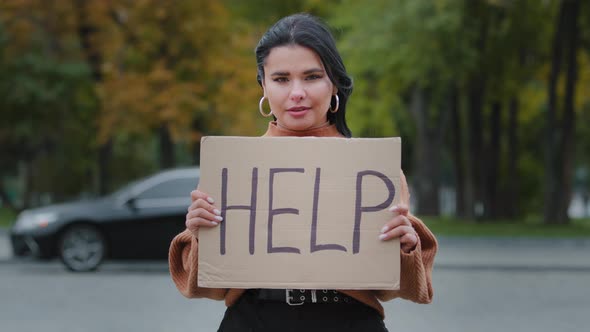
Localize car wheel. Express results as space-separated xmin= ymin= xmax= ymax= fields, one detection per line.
xmin=59 ymin=224 xmax=106 ymax=272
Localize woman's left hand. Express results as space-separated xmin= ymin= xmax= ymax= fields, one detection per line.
xmin=379 ymin=204 xmax=418 ymax=253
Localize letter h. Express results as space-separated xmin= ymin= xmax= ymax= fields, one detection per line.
xmin=220 ymin=167 xmax=258 ymax=255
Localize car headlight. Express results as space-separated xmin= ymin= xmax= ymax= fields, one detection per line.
xmin=13 ymin=211 xmax=59 ymax=232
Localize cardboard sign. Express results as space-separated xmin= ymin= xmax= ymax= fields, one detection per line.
xmin=198 ymin=136 xmax=401 ymax=290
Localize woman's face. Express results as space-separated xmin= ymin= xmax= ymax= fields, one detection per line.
xmin=262 ymin=44 xmax=336 ymax=131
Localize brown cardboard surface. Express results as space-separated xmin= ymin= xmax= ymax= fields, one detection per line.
xmin=198 ymin=136 xmax=401 ymax=290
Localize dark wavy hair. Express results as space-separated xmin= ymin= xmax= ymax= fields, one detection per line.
xmin=255 ymin=13 xmax=353 ymax=137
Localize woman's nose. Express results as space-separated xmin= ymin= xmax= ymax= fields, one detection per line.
xmin=290 ymin=82 xmax=306 ymax=102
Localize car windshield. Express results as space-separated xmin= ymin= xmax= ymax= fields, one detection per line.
xmin=107 ymin=179 xmax=144 ymax=199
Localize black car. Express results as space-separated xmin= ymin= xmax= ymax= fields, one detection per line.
xmin=10 ymin=167 xmax=199 ymax=271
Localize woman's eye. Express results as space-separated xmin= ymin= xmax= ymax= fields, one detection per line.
xmin=306 ymin=74 xmax=322 ymax=80
xmin=273 ymin=77 xmax=288 ymax=82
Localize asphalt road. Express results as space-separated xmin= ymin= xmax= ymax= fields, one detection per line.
xmin=1 ymin=231 xmax=589 ymax=332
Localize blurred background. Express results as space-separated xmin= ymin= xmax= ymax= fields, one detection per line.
xmin=0 ymin=0 xmax=590 ymax=234
xmin=2 ymin=0 xmax=590 ymax=235
xmin=1 ymin=1 xmax=589 ymax=332
xmin=1 ymin=0 xmax=589 ymax=232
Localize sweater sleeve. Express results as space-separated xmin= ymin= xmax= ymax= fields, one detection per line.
xmin=373 ymin=171 xmax=438 ymax=303
xmin=168 ymin=228 xmax=227 ymax=300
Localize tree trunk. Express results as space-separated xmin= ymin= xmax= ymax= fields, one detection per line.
xmin=543 ymin=0 xmax=565 ymax=224
xmin=410 ymin=85 xmax=440 ymax=215
xmin=544 ymin=0 xmax=580 ymax=225
xmin=556 ymin=0 xmax=580 ymax=224
xmin=191 ymin=118 xmax=203 ymax=166
xmin=465 ymin=6 xmax=489 ymax=220
xmin=449 ymin=85 xmax=466 ymax=218
xmin=159 ymin=124 xmax=175 ymax=170
xmin=75 ymin=0 xmax=111 ymax=195
xmin=486 ymin=101 xmax=502 ymax=219
xmin=505 ymin=97 xmax=519 ymax=219
xmin=98 ymin=139 xmax=112 ymax=195
xmin=467 ymin=75 xmax=486 ymax=219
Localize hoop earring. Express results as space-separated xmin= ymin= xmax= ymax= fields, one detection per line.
xmin=330 ymin=94 xmax=339 ymax=113
xmin=259 ymin=96 xmax=273 ymax=117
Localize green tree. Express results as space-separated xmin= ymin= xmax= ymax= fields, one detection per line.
xmin=544 ymin=0 xmax=583 ymax=224
xmin=332 ymin=0 xmax=475 ymax=216
xmin=0 ymin=17 xmax=97 ymax=210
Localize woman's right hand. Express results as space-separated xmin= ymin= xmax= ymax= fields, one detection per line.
xmin=185 ymin=190 xmax=223 ymax=238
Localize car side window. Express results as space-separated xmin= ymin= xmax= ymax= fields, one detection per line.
xmin=136 ymin=177 xmax=199 ymax=200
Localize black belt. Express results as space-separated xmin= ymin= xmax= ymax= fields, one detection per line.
xmin=254 ymin=289 xmax=358 ymax=306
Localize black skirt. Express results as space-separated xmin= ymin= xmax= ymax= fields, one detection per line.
xmin=217 ymin=290 xmax=389 ymax=332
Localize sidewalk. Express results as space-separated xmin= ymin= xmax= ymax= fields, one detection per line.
xmin=1 ymin=227 xmax=589 ymax=269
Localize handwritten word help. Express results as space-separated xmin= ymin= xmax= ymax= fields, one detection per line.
xmin=218 ymin=167 xmax=395 ymax=255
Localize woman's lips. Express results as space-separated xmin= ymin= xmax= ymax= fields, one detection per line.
xmin=287 ymin=107 xmax=310 ymax=117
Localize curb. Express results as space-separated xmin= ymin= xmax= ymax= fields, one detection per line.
xmin=434 ymin=262 xmax=590 ymax=272
xmin=436 ymin=235 xmax=590 ymax=247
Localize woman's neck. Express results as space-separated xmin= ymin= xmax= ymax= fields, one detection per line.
xmin=264 ymin=121 xmax=343 ymax=137
xmin=275 ymin=120 xmax=331 ymax=132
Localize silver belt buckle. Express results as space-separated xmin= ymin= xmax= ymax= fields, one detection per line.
xmin=285 ymin=289 xmax=305 ymax=306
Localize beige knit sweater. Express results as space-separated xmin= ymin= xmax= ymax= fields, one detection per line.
xmin=169 ymin=122 xmax=438 ymax=319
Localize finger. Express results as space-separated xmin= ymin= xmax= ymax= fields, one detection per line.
xmin=185 ymin=219 xmax=199 ymax=238
xmin=400 ymin=232 xmax=418 ymax=246
xmin=191 ymin=190 xmax=215 ymax=204
xmin=186 ymin=216 xmax=220 ymax=230
xmin=379 ymin=225 xmax=415 ymax=241
xmin=188 ymin=198 xmax=220 ymax=215
xmin=187 ymin=208 xmax=223 ymax=223
xmin=388 ymin=204 xmax=409 ymax=216
xmin=400 ymin=233 xmax=418 ymax=252
xmin=380 ymin=215 xmax=411 ymax=234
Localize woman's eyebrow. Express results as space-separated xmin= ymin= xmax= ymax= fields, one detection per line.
xmin=270 ymin=68 xmax=324 ymax=76
xmin=303 ymin=68 xmax=324 ymax=74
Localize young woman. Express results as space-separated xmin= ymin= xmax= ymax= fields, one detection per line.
xmin=169 ymin=13 xmax=437 ymax=332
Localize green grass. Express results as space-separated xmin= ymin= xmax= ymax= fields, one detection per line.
xmin=0 ymin=207 xmax=16 ymax=228
xmin=422 ymin=216 xmax=590 ymax=238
